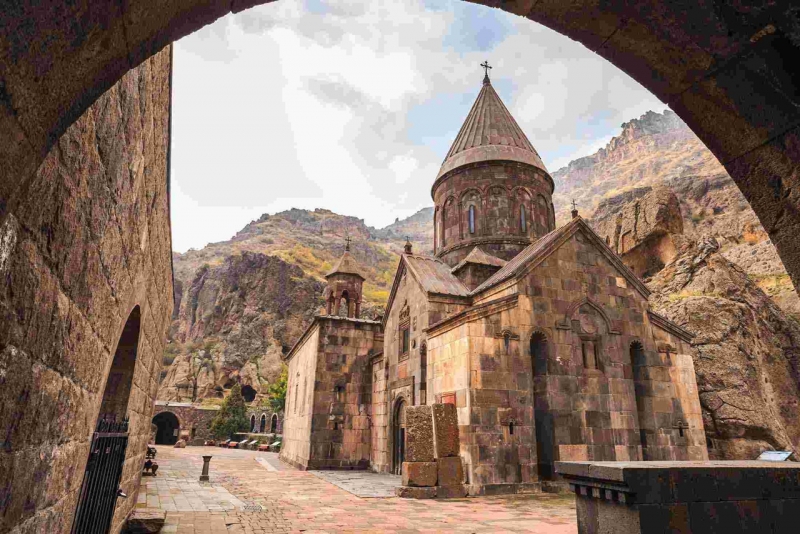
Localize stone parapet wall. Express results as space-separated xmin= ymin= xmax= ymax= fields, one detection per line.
xmin=0 ymin=47 xmax=173 ymax=533
xmin=557 ymin=460 xmax=800 ymax=533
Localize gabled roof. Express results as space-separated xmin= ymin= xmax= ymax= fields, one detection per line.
xmin=405 ymin=255 xmax=471 ymax=297
xmin=451 ymin=247 xmax=508 ymax=273
xmin=437 ymin=78 xmax=548 ymax=180
xmin=383 ymin=253 xmax=470 ymax=328
xmin=470 ymin=217 xmax=652 ymax=299
xmin=326 ymin=249 xmax=365 ymax=279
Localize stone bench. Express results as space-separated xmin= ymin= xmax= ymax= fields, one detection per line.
xmin=556 ymin=460 xmax=800 ymax=533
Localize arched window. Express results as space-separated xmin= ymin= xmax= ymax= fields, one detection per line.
xmin=339 ymin=291 xmax=349 ymax=317
xmin=630 ymin=340 xmax=645 ymax=367
xmin=520 ymin=207 xmax=527 ymax=234
xmin=259 ymin=414 xmax=267 ymax=433
xmin=334 ymin=385 xmax=344 ymax=402
xmin=250 ymin=414 xmax=256 ymax=432
xmin=503 ymin=332 xmax=511 ymax=354
xmin=271 ymin=413 xmax=278 ymax=433
xmin=440 ymin=205 xmax=446 ymax=248
xmin=468 ymin=205 xmax=476 ymax=234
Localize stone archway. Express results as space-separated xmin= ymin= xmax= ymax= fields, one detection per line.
xmin=97 ymin=306 xmax=142 ymax=423
xmin=1 ymin=2 xmax=799 ymax=297
xmin=270 ymin=413 xmax=278 ymax=434
xmin=260 ymin=414 xmax=267 ymax=433
xmin=152 ymin=412 xmax=181 ymax=445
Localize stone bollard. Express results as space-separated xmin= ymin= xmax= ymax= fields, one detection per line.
xmin=200 ymin=455 xmax=212 ymax=482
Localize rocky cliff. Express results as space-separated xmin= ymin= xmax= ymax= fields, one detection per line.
xmin=565 ymin=110 xmax=799 ymax=319
xmin=648 ymin=239 xmax=800 ymax=459
xmin=160 ymin=252 xmax=323 ymax=401
xmin=159 ymin=207 xmax=434 ymax=400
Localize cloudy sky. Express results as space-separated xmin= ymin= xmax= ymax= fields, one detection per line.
xmin=170 ymin=0 xmax=665 ymax=252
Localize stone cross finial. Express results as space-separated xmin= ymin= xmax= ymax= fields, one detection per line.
xmin=571 ymin=199 xmax=579 ymax=219
xmin=344 ymin=236 xmax=352 ymax=251
xmin=481 ymin=61 xmax=492 ymax=84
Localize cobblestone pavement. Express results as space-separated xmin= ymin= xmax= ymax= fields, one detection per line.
xmin=138 ymin=446 xmax=578 ymax=533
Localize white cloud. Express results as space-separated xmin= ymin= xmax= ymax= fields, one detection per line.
xmin=170 ymin=0 xmax=665 ymax=252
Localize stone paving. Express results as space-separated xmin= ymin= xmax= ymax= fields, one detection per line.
xmin=138 ymin=446 xmax=578 ymax=533
xmin=308 ymin=470 xmax=401 ymax=498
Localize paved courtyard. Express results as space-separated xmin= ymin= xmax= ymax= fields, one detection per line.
xmin=138 ymin=445 xmax=578 ymax=533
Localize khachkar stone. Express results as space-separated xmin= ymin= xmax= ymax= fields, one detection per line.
xmin=405 ymin=405 xmax=435 ymax=462
xmin=432 ymin=403 xmax=459 ymax=458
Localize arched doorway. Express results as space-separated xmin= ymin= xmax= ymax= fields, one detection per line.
xmin=152 ymin=412 xmax=181 ymax=445
xmin=260 ymin=414 xmax=267 ymax=433
xmin=250 ymin=414 xmax=256 ymax=432
xmin=392 ymin=398 xmax=407 ymax=475
xmin=241 ymin=385 xmax=256 ymax=403
xmin=72 ymin=307 xmax=141 ymax=533
xmin=271 ymin=413 xmax=278 ymax=434
xmin=530 ymin=331 xmax=554 ymax=481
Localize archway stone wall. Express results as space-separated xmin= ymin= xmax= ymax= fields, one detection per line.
xmin=153 ymin=402 xmax=220 ymax=444
xmin=0 ymin=48 xmax=174 ymax=533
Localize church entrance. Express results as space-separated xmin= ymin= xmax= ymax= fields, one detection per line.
xmin=392 ymin=399 xmax=407 ymax=475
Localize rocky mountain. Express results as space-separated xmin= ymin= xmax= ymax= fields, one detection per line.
xmin=648 ymin=238 xmax=800 ymax=459
xmin=159 ymin=207 xmax=434 ymax=401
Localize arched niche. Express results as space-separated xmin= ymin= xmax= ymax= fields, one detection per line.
xmin=98 ymin=306 xmax=141 ymax=423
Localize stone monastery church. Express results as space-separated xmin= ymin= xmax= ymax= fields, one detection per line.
xmin=281 ymin=70 xmax=707 ymax=494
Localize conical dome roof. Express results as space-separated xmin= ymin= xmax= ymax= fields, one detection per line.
xmin=437 ymin=77 xmax=548 ymax=179
xmin=326 ymin=247 xmax=366 ymax=280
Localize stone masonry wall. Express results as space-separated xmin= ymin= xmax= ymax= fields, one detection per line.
xmin=152 ymin=404 xmax=219 ymax=444
xmin=308 ymin=318 xmax=381 ymax=469
xmin=370 ymin=356 xmax=389 ymax=472
xmin=0 ymin=47 xmax=173 ymax=533
xmin=280 ymin=324 xmax=320 ymax=469
xmin=433 ymin=162 xmax=554 ymax=267
xmin=423 ymin=224 xmax=706 ymax=493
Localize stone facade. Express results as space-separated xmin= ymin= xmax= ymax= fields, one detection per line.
xmin=152 ymin=402 xmax=220 ymax=445
xmin=281 ymin=75 xmax=706 ymax=495
xmin=281 ymin=314 xmax=383 ymax=470
xmin=0 ymin=48 xmax=173 ymax=532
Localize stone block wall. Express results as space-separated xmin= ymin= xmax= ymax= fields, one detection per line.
xmin=432 ymin=162 xmax=555 ymax=266
xmin=0 ymin=47 xmax=173 ymax=533
xmin=153 ymin=404 xmax=220 ymax=444
xmin=281 ymin=324 xmax=320 ymax=469
xmin=307 ymin=318 xmax=381 ymax=469
xmin=370 ymin=355 xmax=389 ymax=472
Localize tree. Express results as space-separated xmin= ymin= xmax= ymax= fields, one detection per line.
xmin=209 ymin=383 xmax=249 ymax=439
xmin=265 ymin=365 xmax=288 ymax=412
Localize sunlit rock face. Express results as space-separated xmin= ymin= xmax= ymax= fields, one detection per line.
xmin=648 ymin=238 xmax=800 ymax=460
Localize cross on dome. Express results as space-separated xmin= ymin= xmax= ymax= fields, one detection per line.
xmin=481 ymin=61 xmax=492 ymax=84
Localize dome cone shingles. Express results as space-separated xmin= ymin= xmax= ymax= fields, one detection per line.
xmin=437 ymin=79 xmax=548 ymax=179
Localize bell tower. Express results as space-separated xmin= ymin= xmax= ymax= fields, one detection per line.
xmin=323 ymin=238 xmax=365 ymax=318
xmin=432 ymin=63 xmax=556 ymax=267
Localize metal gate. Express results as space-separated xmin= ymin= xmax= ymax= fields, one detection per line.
xmin=71 ymin=416 xmax=129 ymax=534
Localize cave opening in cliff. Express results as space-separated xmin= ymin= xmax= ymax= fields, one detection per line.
xmin=152 ymin=412 xmax=181 ymax=445
xmin=241 ymin=385 xmax=257 ymax=403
